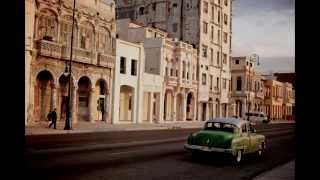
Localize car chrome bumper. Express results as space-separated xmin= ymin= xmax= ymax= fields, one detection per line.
xmin=184 ymin=144 xmax=232 ymax=153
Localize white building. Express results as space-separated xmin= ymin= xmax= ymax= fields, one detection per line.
xmin=113 ymin=39 xmax=144 ymax=124
xmin=117 ymin=19 xmax=198 ymax=123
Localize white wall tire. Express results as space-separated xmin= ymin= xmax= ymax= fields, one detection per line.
xmin=235 ymin=150 xmax=242 ymax=163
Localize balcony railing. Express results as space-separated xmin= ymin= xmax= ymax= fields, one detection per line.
xmin=36 ymin=40 xmax=114 ymax=68
xmin=36 ymin=40 xmax=62 ymax=59
xmin=165 ymin=76 xmax=178 ymax=86
xmin=98 ymin=53 xmax=115 ymax=68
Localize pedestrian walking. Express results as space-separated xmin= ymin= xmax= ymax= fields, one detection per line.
xmin=49 ymin=108 xmax=57 ymax=129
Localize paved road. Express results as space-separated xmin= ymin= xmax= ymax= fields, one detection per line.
xmin=26 ymin=123 xmax=295 ymax=180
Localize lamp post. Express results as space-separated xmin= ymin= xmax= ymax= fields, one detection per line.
xmin=247 ymin=54 xmax=259 ymax=122
xmin=64 ymin=0 xmax=76 ymax=130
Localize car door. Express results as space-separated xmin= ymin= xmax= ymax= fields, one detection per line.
xmin=248 ymin=124 xmax=259 ymax=153
xmin=240 ymin=124 xmax=250 ymax=153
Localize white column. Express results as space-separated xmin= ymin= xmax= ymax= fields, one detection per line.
xmin=50 ymin=84 xmax=56 ymax=111
xmin=182 ymin=93 xmax=187 ymax=121
xmin=148 ymin=92 xmax=153 ymax=123
xmin=71 ymin=85 xmax=78 ymax=124
xmin=89 ymin=88 xmax=95 ymax=123
xmin=173 ymin=94 xmax=177 ymax=122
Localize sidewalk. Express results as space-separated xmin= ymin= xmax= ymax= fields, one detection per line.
xmin=253 ymin=160 xmax=295 ymax=180
xmin=25 ymin=120 xmax=205 ymax=135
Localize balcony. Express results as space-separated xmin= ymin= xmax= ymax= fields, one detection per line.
xmin=36 ymin=40 xmax=62 ymax=59
xmin=98 ymin=53 xmax=115 ymax=68
xmin=165 ymin=76 xmax=178 ymax=86
xmin=61 ymin=46 xmax=94 ymax=64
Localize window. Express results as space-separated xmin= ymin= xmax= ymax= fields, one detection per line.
xmin=210 ymin=75 xmax=213 ymax=89
xmin=250 ymin=62 xmax=253 ymax=67
xmin=223 ymin=79 xmax=227 ymax=89
xmin=223 ymin=53 xmax=227 ymax=64
xmin=202 ymin=45 xmax=208 ymax=57
xmin=217 ymin=51 xmax=220 ymax=65
xmin=224 ymin=14 xmax=228 ymax=25
xmin=216 ymin=77 xmax=220 ymax=89
xmin=170 ymin=68 xmax=173 ymax=76
xmin=211 ymin=26 xmax=214 ymax=41
xmin=224 ymin=0 xmax=228 ymax=6
xmin=152 ymin=3 xmax=156 ymax=11
xmin=206 ymin=66 xmax=208 ymax=70
xmin=131 ymin=59 xmax=137 ymax=76
xmin=128 ymin=96 xmax=132 ymax=110
xmin=203 ymin=1 xmax=208 ymax=14
xmin=165 ymin=67 xmax=168 ymax=76
xmin=176 ymin=70 xmax=179 ymax=76
xmin=246 ymin=61 xmax=249 ymax=66
xmin=202 ymin=73 xmax=207 ymax=85
xmin=203 ymin=22 xmax=208 ymax=34
xmin=39 ymin=15 xmax=57 ymax=41
xmin=120 ymin=57 xmax=126 ymax=74
xmin=218 ymin=30 xmax=220 ymax=43
xmin=235 ymin=59 xmax=239 ymax=64
xmin=218 ymin=10 xmax=220 ymax=23
xmin=139 ymin=7 xmax=145 ymax=15
xmin=236 ymin=77 xmax=242 ymax=91
xmin=224 ymin=32 xmax=228 ymax=43
xmin=173 ymin=3 xmax=178 ymax=8
xmin=211 ymin=6 xmax=214 ymax=21
xmin=229 ymin=79 xmax=232 ymax=91
xmin=210 ymin=48 xmax=214 ymax=65
xmin=173 ymin=23 xmax=178 ymax=32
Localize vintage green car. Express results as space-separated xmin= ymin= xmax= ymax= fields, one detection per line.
xmin=184 ymin=117 xmax=266 ymax=163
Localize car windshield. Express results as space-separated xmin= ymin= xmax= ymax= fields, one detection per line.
xmin=204 ymin=122 xmax=238 ymax=133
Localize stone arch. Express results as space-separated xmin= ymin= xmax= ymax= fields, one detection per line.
xmin=34 ymin=70 xmax=56 ymax=122
xmin=94 ymin=78 xmax=109 ymax=121
xmin=119 ymin=85 xmax=135 ymax=122
xmin=36 ymin=8 xmax=59 ymax=41
xmin=77 ymin=76 xmax=92 ymax=121
xmin=164 ymin=89 xmax=174 ymax=121
xmin=186 ymin=91 xmax=196 ymax=120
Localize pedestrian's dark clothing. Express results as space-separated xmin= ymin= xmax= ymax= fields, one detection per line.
xmin=49 ymin=110 xmax=57 ymax=129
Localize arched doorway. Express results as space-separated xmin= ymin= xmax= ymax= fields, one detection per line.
xmin=164 ymin=90 xmax=174 ymax=121
xmin=95 ymin=79 xmax=108 ymax=121
xmin=176 ymin=93 xmax=184 ymax=121
xmin=78 ymin=76 xmax=91 ymax=121
xmin=186 ymin=92 xmax=195 ymax=120
xmin=119 ymin=85 xmax=135 ymax=122
xmin=34 ymin=70 xmax=55 ymax=121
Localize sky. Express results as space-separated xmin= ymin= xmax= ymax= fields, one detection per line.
xmin=232 ymin=0 xmax=295 ymax=74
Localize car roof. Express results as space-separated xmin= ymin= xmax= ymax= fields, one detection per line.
xmin=206 ymin=117 xmax=247 ymax=128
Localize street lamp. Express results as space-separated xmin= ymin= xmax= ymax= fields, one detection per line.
xmin=64 ymin=0 xmax=76 ymax=130
xmin=247 ymin=54 xmax=259 ymax=122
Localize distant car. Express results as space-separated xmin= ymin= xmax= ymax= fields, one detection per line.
xmin=245 ymin=112 xmax=269 ymax=124
xmin=184 ymin=117 xmax=266 ymax=163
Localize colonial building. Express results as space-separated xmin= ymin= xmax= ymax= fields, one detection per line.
xmin=264 ymin=79 xmax=295 ymax=121
xmin=117 ymin=19 xmax=198 ymax=123
xmin=26 ymin=0 xmax=116 ymax=125
xmin=230 ymin=56 xmax=264 ymax=118
xmin=115 ymin=0 xmax=233 ymax=121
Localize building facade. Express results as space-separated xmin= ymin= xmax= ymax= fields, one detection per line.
xmin=264 ymin=79 xmax=295 ymax=121
xmin=117 ymin=19 xmax=198 ymax=123
xmin=26 ymin=0 xmax=116 ymax=125
xmin=112 ymin=39 xmax=144 ymax=124
xmin=230 ymin=56 xmax=264 ymax=118
xmin=115 ymin=0 xmax=233 ymax=121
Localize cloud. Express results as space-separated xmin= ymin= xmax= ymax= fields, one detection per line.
xmin=256 ymin=56 xmax=295 ymax=74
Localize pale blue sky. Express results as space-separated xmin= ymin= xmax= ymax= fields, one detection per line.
xmin=232 ymin=0 xmax=295 ymax=74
